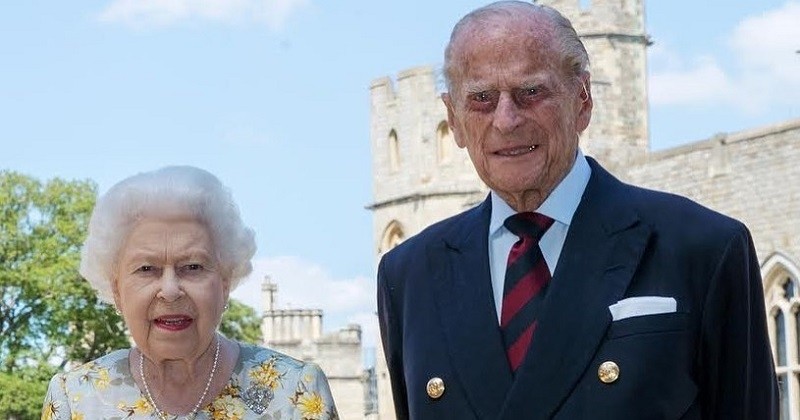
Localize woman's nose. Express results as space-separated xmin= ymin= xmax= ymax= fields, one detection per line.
xmin=156 ymin=268 xmax=185 ymax=302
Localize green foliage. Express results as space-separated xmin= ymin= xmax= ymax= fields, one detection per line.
xmin=0 ymin=171 xmax=129 ymax=417
xmin=0 ymin=171 xmax=128 ymax=373
xmin=0 ymin=364 xmax=55 ymax=418
xmin=220 ymin=299 xmax=263 ymax=345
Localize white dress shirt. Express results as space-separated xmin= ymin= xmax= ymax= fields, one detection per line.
xmin=488 ymin=150 xmax=591 ymax=322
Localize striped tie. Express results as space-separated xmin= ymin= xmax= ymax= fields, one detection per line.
xmin=501 ymin=212 xmax=554 ymax=372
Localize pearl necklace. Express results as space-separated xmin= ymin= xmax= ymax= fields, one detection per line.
xmin=139 ymin=336 xmax=221 ymax=419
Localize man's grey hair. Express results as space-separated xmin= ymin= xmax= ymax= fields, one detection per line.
xmin=80 ymin=165 xmax=257 ymax=304
xmin=443 ymin=1 xmax=590 ymax=92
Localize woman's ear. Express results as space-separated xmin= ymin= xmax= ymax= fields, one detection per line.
xmin=111 ymin=277 xmax=123 ymax=315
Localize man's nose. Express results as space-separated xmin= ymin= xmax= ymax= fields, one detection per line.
xmin=157 ymin=268 xmax=184 ymax=302
xmin=492 ymin=92 xmax=524 ymax=134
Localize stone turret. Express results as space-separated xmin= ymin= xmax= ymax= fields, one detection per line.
xmin=537 ymin=0 xmax=651 ymax=172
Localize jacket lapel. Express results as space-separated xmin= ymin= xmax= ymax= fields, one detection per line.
xmin=499 ymin=160 xmax=653 ymax=419
xmin=430 ymin=197 xmax=513 ymax=418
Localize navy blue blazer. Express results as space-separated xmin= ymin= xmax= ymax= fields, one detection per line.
xmin=377 ymin=158 xmax=778 ymax=419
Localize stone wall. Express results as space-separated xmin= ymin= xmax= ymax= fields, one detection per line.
xmin=624 ymin=119 xmax=800 ymax=264
xmin=262 ymin=280 xmax=366 ymax=420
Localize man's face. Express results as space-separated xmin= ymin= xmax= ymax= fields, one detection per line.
xmin=443 ymin=17 xmax=592 ymax=211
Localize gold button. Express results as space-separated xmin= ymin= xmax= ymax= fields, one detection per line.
xmin=598 ymin=361 xmax=620 ymax=384
xmin=426 ymin=377 xmax=445 ymax=399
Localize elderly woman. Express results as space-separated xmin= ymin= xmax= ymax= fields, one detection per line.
xmin=42 ymin=166 xmax=338 ymax=419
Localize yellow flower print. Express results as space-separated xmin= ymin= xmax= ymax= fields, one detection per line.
xmin=77 ymin=363 xmax=110 ymax=391
xmin=248 ymin=358 xmax=284 ymax=390
xmin=93 ymin=368 xmax=110 ymax=390
xmin=71 ymin=412 xmax=85 ymax=420
xmin=209 ymin=395 xmax=246 ymax=420
xmin=296 ymin=392 xmax=325 ymax=419
xmin=118 ymin=397 xmax=154 ymax=416
xmin=132 ymin=397 xmax=153 ymax=414
xmin=220 ymin=383 xmax=240 ymax=398
xmin=41 ymin=401 xmax=59 ymax=420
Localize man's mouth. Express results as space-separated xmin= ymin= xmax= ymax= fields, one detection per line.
xmin=496 ymin=145 xmax=537 ymax=157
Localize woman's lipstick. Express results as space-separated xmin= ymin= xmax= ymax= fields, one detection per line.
xmin=153 ymin=315 xmax=193 ymax=331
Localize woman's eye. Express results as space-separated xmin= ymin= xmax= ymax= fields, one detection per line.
xmin=137 ymin=265 xmax=153 ymax=272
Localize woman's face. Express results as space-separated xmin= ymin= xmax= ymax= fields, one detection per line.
xmin=113 ymin=217 xmax=229 ymax=362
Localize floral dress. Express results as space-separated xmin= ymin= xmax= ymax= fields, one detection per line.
xmin=41 ymin=343 xmax=339 ymax=420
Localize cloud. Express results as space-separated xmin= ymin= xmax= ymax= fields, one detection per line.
xmin=648 ymin=2 xmax=800 ymax=114
xmin=97 ymin=0 xmax=310 ymax=30
xmin=230 ymin=255 xmax=378 ymax=346
xmin=648 ymin=56 xmax=731 ymax=106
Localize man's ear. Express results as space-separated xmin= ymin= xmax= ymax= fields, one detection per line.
xmin=441 ymin=93 xmax=466 ymax=148
xmin=576 ymin=73 xmax=593 ymax=132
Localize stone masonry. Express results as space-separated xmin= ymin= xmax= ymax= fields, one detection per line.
xmin=260 ymin=277 xmax=367 ymax=420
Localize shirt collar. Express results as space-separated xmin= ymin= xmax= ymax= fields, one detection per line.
xmin=489 ymin=149 xmax=591 ymax=236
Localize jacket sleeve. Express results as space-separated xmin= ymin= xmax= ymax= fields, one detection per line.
xmin=698 ymin=225 xmax=778 ymax=419
xmin=41 ymin=373 xmax=71 ymax=420
xmin=293 ymin=362 xmax=339 ymax=420
xmin=377 ymin=256 xmax=410 ymax=420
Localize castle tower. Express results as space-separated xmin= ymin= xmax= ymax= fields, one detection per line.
xmin=537 ymin=0 xmax=651 ymax=171
xmin=260 ymin=276 xmax=366 ymax=419
xmin=368 ymin=67 xmax=487 ymax=420
xmin=368 ymin=66 xmax=486 ymax=254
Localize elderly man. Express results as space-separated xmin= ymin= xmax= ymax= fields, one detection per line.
xmin=377 ymin=2 xmax=778 ymax=419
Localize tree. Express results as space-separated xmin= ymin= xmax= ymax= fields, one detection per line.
xmin=220 ymin=299 xmax=263 ymax=345
xmin=0 ymin=171 xmax=128 ymax=417
xmin=0 ymin=171 xmax=129 ymax=370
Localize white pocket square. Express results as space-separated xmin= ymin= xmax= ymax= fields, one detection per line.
xmin=608 ymin=296 xmax=677 ymax=321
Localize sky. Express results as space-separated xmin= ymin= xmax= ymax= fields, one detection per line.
xmin=1 ymin=1 xmax=798 ymax=354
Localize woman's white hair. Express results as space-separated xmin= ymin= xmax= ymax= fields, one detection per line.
xmin=80 ymin=166 xmax=257 ymax=304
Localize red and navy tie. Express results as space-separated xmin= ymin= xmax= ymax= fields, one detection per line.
xmin=501 ymin=212 xmax=555 ymax=372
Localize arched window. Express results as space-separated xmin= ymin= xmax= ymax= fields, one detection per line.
xmin=763 ymin=253 xmax=800 ymax=419
xmin=379 ymin=221 xmax=405 ymax=255
xmin=437 ymin=121 xmax=453 ymax=164
xmin=388 ymin=130 xmax=400 ymax=172
xmin=777 ymin=310 xmax=787 ymax=366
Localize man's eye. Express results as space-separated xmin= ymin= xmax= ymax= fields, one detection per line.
xmin=514 ymin=87 xmax=542 ymax=107
xmin=471 ymin=91 xmax=493 ymax=102
xmin=184 ymin=263 xmax=204 ymax=271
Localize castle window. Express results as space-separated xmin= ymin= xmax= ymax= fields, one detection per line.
xmin=389 ymin=130 xmax=400 ymax=172
xmin=783 ymin=374 xmax=792 ymax=420
xmin=437 ymin=121 xmax=453 ymax=164
xmin=764 ymin=255 xmax=800 ymax=419
xmin=380 ymin=221 xmax=405 ymax=254
xmin=777 ymin=310 xmax=787 ymax=366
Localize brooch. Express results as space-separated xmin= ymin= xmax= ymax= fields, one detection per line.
xmin=242 ymin=383 xmax=274 ymax=415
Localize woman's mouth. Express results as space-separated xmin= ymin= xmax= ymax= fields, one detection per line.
xmin=153 ymin=315 xmax=193 ymax=331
